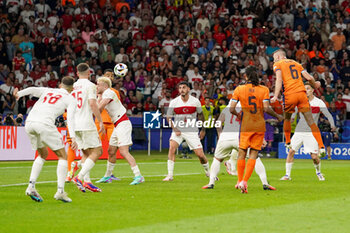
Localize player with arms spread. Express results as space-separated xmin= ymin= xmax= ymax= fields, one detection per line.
xmin=281 ymin=83 xmax=335 ymax=181
xmin=163 ymin=81 xmax=210 ymax=181
xmin=14 ymin=76 xmax=77 ymax=203
xmin=271 ymin=49 xmax=326 ymax=157
xmin=230 ymin=66 xmax=283 ymax=193
xmin=72 ymin=63 xmax=105 ymax=193
xmin=96 ymin=77 xmax=145 ymax=185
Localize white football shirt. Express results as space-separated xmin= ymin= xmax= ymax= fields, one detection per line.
xmin=294 ymin=96 xmax=335 ymax=133
xmin=72 ymin=79 xmax=97 ymax=131
xmin=102 ymin=88 xmax=126 ymax=123
xmin=18 ymin=87 xmax=77 ymax=137
xmin=218 ymin=102 xmax=241 ymax=141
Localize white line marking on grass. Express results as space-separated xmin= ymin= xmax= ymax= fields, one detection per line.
xmin=0 ymin=161 xmax=196 ymax=170
xmin=0 ymin=172 xmax=201 ymax=188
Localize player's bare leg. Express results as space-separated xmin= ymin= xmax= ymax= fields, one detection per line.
xmin=26 ymin=147 xmax=48 ymax=202
xmin=281 ymin=149 xmax=295 ymax=180
xmin=115 ymin=145 xmax=144 ymax=185
xmin=327 ymin=146 xmax=332 ymax=160
xmin=52 ymin=148 xmax=72 ymax=202
xmin=192 ymin=148 xmax=210 ymax=177
xmin=163 ymin=140 xmax=178 ymax=181
xmin=310 ymin=153 xmax=324 ymax=181
xmin=283 ymin=112 xmax=293 ymax=147
xmin=302 ymin=110 xmax=326 ymax=156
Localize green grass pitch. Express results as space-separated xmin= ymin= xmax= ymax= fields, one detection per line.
xmin=1 ymin=151 xmax=350 ymax=233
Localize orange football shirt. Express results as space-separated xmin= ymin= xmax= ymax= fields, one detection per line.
xmin=273 ymin=59 xmax=306 ymax=96
xmin=232 ymin=83 xmax=270 ymax=133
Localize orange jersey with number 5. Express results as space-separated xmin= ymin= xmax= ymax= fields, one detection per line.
xmin=273 ymin=59 xmax=306 ymax=96
xmin=232 ymin=83 xmax=270 ymax=133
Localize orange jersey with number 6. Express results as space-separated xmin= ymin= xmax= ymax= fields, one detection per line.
xmin=273 ymin=59 xmax=306 ymax=96
xmin=232 ymin=83 xmax=270 ymax=133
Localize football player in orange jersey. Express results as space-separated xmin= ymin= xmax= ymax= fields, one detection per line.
xmin=96 ymin=69 xmax=123 ymax=183
xmin=271 ymin=49 xmax=326 ymax=157
xmin=230 ymin=66 xmax=283 ymax=193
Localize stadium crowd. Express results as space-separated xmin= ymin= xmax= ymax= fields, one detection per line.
xmin=0 ymin=0 xmax=349 ymax=148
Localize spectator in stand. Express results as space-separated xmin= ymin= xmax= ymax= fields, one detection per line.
xmin=343 ymin=88 xmax=350 ymax=119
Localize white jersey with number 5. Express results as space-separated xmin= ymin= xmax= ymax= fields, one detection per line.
xmin=219 ymin=101 xmax=241 ymax=141
xmin=17 ymin=87 xmax=77 ymax=136
xmin=73 ymin=79 xmax=97 ymax=131
xmin=102 ymin=88 xmax=126 ymax=123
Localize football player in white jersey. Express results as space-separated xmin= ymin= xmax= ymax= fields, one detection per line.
xmin=96 ymin=77 xmax=145 ymax=185
xmin=280 ymin=83 xmax=335 ymax=181
xmin=202 ymin=101 xmax=276 ymax=190
xmin=14 ymin=76 xmax=77 ymax=203
xmin=71 ymin=63 xmax=105 ymax=192
xmin=163 ymin=81 xmax=210 ymax=181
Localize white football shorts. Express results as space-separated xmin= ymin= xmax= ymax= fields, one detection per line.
xmin=291 ymin=132 xmax=319 ymax=154
xmin=214 ymin=139 xmax=239 ymax=160
xmin=109 ymin=120 xmax=133 ymax=147
xmin=170 ymin=131 xmax=202 ymax=150
xmin=75 ymin=130 xmax=102 ymax=150
xmin=25 ymin=122 xmax=64 ymax=151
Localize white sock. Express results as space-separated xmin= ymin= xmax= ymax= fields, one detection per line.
xmin=286 ymin=162 xmax=293 ymax=177
xmin=209 ymin=159 xmax=220 ymax=185
xmin=255 ymin=157 xmax=268 ymax=185
xmin=84 ymin=171 xmax=91 ymax=182
xmin=29 ymin=157 xmax=45 ymax=188
xmin=77 ymin=160 xmax=82 ymax=168
xmin=202 ymin=162 xmax=210 ymax=176
xmin=78 ymin=158 xmax=95 ymax=181
xmin=57 ymin=159 xmax=67 ymax=193
xmin=314 ymin=162 xmax=321 ymax=174
xmin=167 ymin=160 xmax=174 ymax=177
xmin=105 ymin=161 xmax=116 ymax=177
xmin=131 ymin=165 xmax=141 ymax=177
xmin=230 ymin=149 xmax=238 ymax=173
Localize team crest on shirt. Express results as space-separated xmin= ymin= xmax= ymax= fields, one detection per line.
xmin=143 ymin=110 xmax=162 ymax=129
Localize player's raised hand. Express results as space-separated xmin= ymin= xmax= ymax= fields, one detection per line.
xmin=270 ymin=96 xmax=278 ymax=103
xmin=13 ymin=88 xmax=19 ymax=100
xmin=99 ymin=121 xmax=106 ymax=135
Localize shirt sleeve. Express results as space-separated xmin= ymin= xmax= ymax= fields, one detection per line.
xmin=273 ymin=62 xmax=281 ymax=73
xmin=102 ymin=89 xmax=114 ymax=100
xmin=320 ymin=100 xmax=335 ymax=128
xmin=66 ymin=97 xmax=77 ymax=138
xmin=87 ymin=84 xmax=97 ymax=100
xmin=196 ymin=99 xmax=203 ymax=113
xmin=263 ymin=88 xmax=270 ymax=102
xmin=166 ymin=100 xmax=174 ymax=117
xmin=17 ymin=87 xmax=49 ymax=98
xmin=231 ymin=86 xmax=240 ymax=102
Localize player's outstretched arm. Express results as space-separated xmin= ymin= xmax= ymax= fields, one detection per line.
xmin=197 ymin=112 xmax=206 ymax=140
xmin=320 ymin=101 xmax=336 ymax=131
xmin=272 ymin=70 xmax=282 ymax=103
xmin=263 ymin=101 xmax=284 ymax=122
xmin=301 ymin=71 xmax=320 ymax=89
xmin=15 ymin=87 xmax=47 ymax=100
xmin=97 ymin=98 xmax=111 ymax=112
xmin=89 ymin=99 xmax=105 ymax=135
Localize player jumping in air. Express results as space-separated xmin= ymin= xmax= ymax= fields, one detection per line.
xmin=163 ymin=81 xmax=210 ymax=181
xmin=96 ymin=77 xmax=145 ymax=185
xmin=230 ymin=66 xmax=283 ymax=193
xmin=202 ymin=101 xmax=276 ymax=190
xmin=72 ymin=63 xmax=106 ymax=193
xmin=271 ymin=50 xmax=326 ymax=157
xmin=280 ymin=83 xmax=335 ymax=181
xmin=14 ymin=76 xmax=77 ymax=203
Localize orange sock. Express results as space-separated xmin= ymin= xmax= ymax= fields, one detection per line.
xmin=310 ymin=123 xmax=324 ymax=148
xmin=237 ymin=159 xmax=246 ymax=182
xmin=67 ymin=146 xmax=76 ymax=171
xmin=243 ymin=159 xmax=256 ymax=182
xmin=283 ymin=120 xmax=291 ymax=144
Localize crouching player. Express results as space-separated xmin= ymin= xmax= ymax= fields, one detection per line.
xmin=202 ymin=101 xmax=276 ymax=190
xmin=280 ymin=83 xmax=335 ymax=181
xmin=96 ymin=77 xmax=144 ymax=185
xmin=14 ymin=76 xmax=77 ymax=202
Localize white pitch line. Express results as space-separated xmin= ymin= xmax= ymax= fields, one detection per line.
xmin=0 ymin=172 xmax=202 ymax=188
xmin=0 ymin=161 xmax=196 ymax=170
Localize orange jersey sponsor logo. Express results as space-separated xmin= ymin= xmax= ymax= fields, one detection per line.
xmin=273 ymin=59 xmax=306 ymax=96
xmin=232 ymin=83 xmax=270 ymax=133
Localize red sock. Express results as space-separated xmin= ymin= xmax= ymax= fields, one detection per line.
xmin=67 ymin=146 xmax=75 ymax=171
xmin=310 ymin=123 xmax=325 ymax=148
xmin=237 ymin=159 xmax=246 ymax=182
xmin=283 ymin=120 xmax=291 ymax=144
xmin=243 ymin=159 xmax=256 ymax=182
